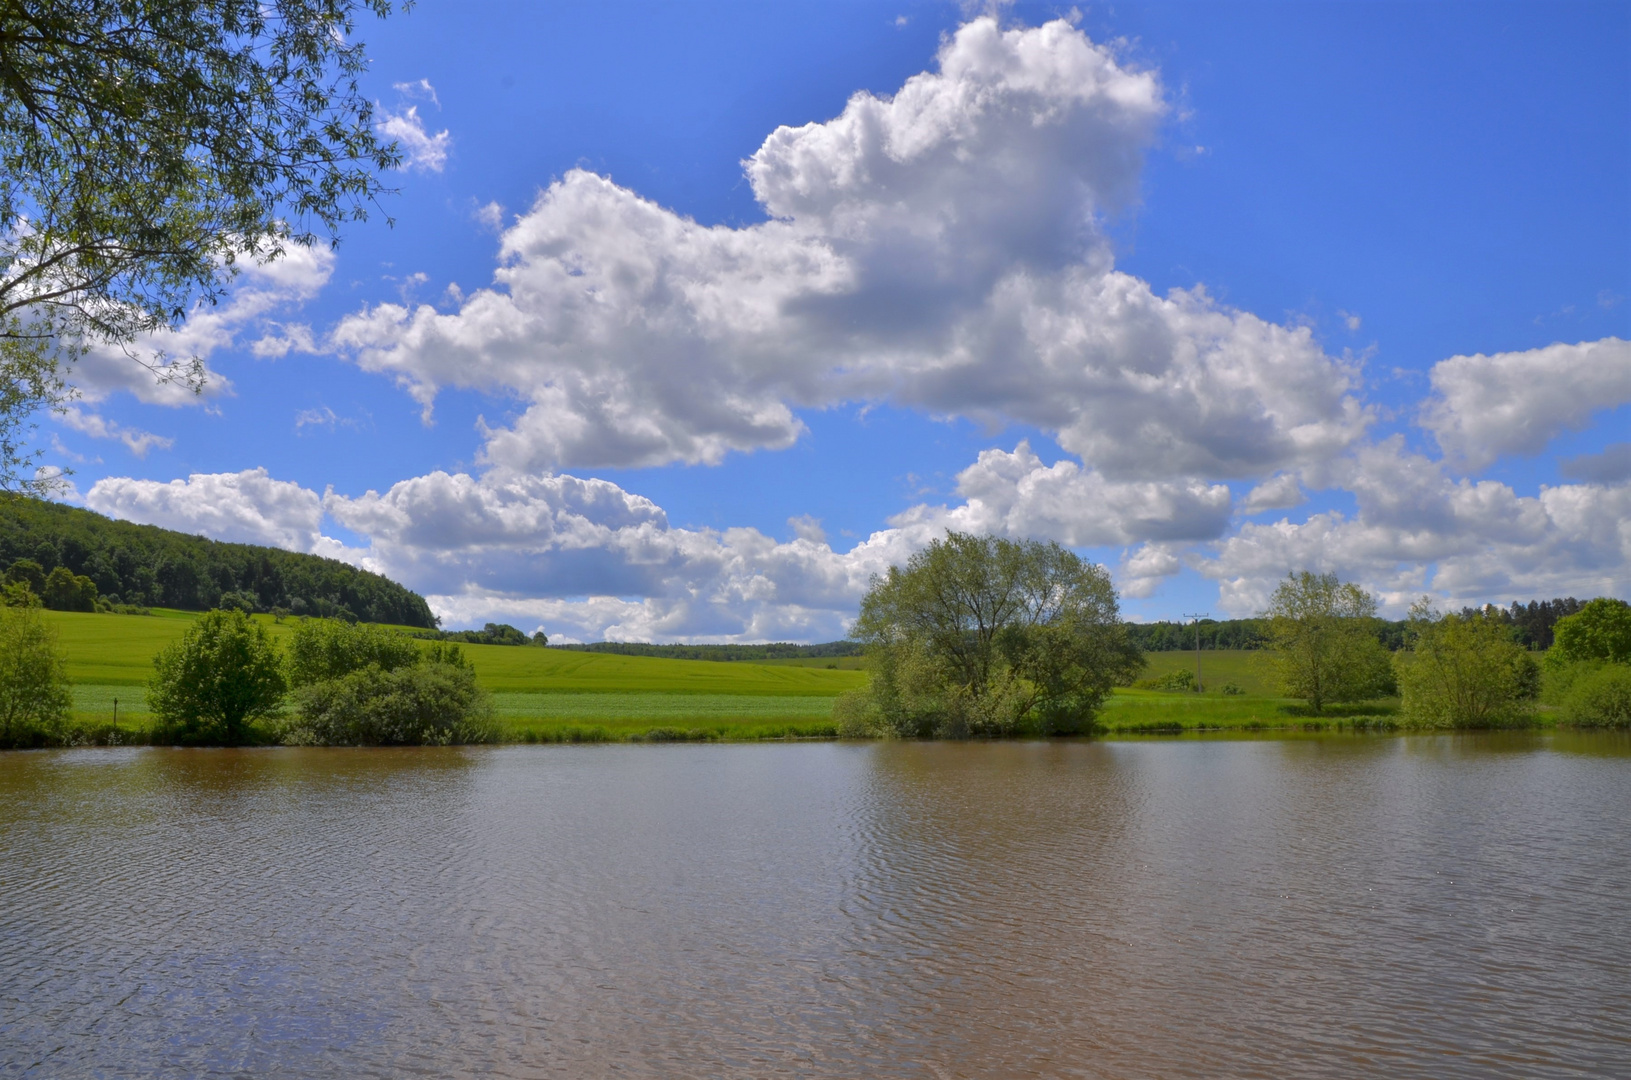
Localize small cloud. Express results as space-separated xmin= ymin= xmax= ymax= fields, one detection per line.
xmin=295 ymin=407 xmax=365 ymax=435
xmin=392 ymin=78 xmax=441 ymax=108
xmin=1560 ymin=442 xmax=1631 ymax=484
xmin=1241 ymin=472 xmax=1305 ymax=514
xmin=1338 ymin=309 xmax=1361 ymax=332
xmin=895 ymin=15 xmax=909 ymax=27
xmin=443 ymin=282 xmax=465 ymax=306
xmin=1600 ymin=290 xmax=1625 ymax=310
xmin=376 ymin=105 xmax=450 ymax=172
xmin=474 ymin=201 xmax=505 ymax=231
xmin=57 ymin=406 xmax=173 ymax=459
xmin=398 ymin=271 xmax=430 ymax=302
xmin=788 ymin=514 xmax=826 ymax=544
xmin=250 ymin=323 xmax=317 ymax=359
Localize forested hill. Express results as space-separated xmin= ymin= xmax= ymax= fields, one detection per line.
xmin=0 ymin=497 xmax=436 ymax=627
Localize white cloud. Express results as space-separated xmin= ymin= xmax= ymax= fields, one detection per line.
xmin=74 ymin=245 xmax=335 ymax=405
xmin=333 ymin=16 xmax=1367 ymax=480
xmin=892 ymin=441 xmax=1233 ymax=547
xmin=1240 ymin=472 xmax=1305 ymax=514
xmin=1118 ymin=543 xmax=1183 ymax=598
xmin=56 ymin=406 xmax=173 ymax=458
xmin=392 ymin=78 xmax=441 ymax=108
xmin=377 ymin=105 xmax=451 ymax=173
xmin=1419 ymin=337 xmax=1631 ymax=469
xmin=1200 ymin=439 xmax=1631 ymax=615
xmin=85 ymin=468 xmax=333 ymax=552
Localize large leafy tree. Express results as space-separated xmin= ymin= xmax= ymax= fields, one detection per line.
xmin=149 ymin=608 xmax=286 ymax=743
xmin=0 ymin=603 xmax=71 ymax=746
xmin=1260 ymin=571 xmax=1394 ymax=713
xmin=850 ymin=531 xmax=1142 ymax=738
xmin=0 ymin=0 xmax=405 ymax=491
xmin=1395 ymin=600 xmax=1539 ymax=729
xmin=1547 ymin=597 xmax=1631 ymax=668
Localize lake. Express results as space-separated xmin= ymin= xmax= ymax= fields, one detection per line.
xmin=2 ymin=735 xmax=1628 ymax=1077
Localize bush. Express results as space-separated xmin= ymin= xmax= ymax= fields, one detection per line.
xmin=1559 ymin=664 xmax=1631 ymax=728
xmin=148 ymin=609 xmax=286 ymax=744
xmin=1221 ymin=682 xmax=1245 ymax=696
xmin=1395 ymin=601 xmax=1536 ymax=729
xmin=0 ymin=605 xmax=73 ymax=747
xmin=282 ymin=661 xmax=496 ymax=746
xmin=1547 ymin=598 xmax=1631 ymax=668
xmin=286 ymin=618 xmax=420 ymax=687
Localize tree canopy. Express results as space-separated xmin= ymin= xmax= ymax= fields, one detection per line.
xmin=848 ymin=532 xmax=1142 ymax=737
xmin=1260 ymin=571 xmax=1394 ymax=712
xmin=149 ymin=608 xmax=286 ymax=743
xmin=0 ymin=0 xmax=404 ymax=490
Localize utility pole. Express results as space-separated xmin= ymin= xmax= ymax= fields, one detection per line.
xmin=1182 ymin=613 xmax=1209 ymax=692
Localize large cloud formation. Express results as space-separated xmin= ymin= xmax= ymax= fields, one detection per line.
xmin=77 ymin=17 xmax=1630 ymax=635
xmin=333 ymin=17 xmax=1368 ymax=481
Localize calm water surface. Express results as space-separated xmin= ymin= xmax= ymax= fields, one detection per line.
xmin=2 ymin=735 xmax=1628 ymax=1078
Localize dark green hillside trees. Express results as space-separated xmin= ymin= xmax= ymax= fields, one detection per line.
xmin=842 ymin=532 xmax=1142 ymax=738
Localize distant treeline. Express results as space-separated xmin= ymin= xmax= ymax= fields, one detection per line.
xmin=0 ymin=498 xmax=436 ymax=627
xmin=411 ymin=622 xmax=546 ymax=647
xmin=1131 ymin=598 xmax=1589 ymax=653
xmin=551 ymin=640 xmax=866 ymax=662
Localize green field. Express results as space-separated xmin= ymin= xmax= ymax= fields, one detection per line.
xmin=47 ymin=612 xmax=1404 ymax=741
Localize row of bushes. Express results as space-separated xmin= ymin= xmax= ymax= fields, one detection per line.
xmin=0 ymin=609 xmax=497 ymax=748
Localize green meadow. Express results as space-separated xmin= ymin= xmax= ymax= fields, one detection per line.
xmin=48 ymin=610 xmax=1400 ymax=741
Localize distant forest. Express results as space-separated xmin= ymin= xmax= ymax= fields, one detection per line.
xmin=1131 ymin=598 xmax=1587 ymax=652
xmin=552 ymin=641 xmax=866 ymax=662
xmin=0 ymin=498 xmax=436 ymax=627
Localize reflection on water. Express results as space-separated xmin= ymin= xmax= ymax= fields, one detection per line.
xmin=2 ymin=736 xmax=1628 ymax=1078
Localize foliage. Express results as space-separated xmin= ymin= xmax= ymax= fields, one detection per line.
xmin=282 ymin=660 xmax=496 ymax=746
xmin=0 ymin=0 xmax=405 ymax=490
xmin=1135 ymin=668 xmax=1197 ymax=692
xmin=42 ymin=564 xmax=96 ymax=610
xmin=851 ymin=532 xmax=1142 ymax=737
xmin=1260 ymin=572 xmax=1395 ymax=713
xmin=1547 ymin=598 xmax=1631 ymax=668
xmin=285 ymin=617 xmax=420 ymax=687
xmin=1394 ymin=601 xmax=1539 ymax=729
xmin=434 ymin=622 xmax=542 ymax=647
xmin=0 ymin=604 xmax=72 ymax=746
xmin=1557 ymin=663 xmax=1631 ymax=728
xmin=148 ymin=609 xmax=286 ymax=744
xmin=0 ymin=497 xmax=435 ymax=624
xmin=2 ymin=579 xmax=39 ymax=606
xmin=280 ymin=619 xmax=492 ymax=745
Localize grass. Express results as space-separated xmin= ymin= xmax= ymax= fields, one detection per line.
xmin=32 ymin=620 xmax=1430 ymax=742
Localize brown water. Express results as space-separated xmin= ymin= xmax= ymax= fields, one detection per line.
xmin=2 ymin=736 xmax=1628 ymax=1078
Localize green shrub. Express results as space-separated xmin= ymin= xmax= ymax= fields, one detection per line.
xmin=282 ymin=661 xmax=496 ymax=746
xmin=833 ymin=688 xmax=885 ymax=737
xmin=148 ymin=609 xmax=286 ymax=744
xmin=1559 ymin=664 xmax=1631 ymax=728
xmin=42 ymin=566 xmax=97 ymax=611
xmin=1221 ymin=682 xmax=1245 ymax=696
xmin=1395 ymin=601 xmax=1536 ymax=729
xmin=0 ymin=605 xmax=73 ymax=747
xmin=285 ymin=617 xmax=421 ymax=687
xmin=1547 ymin=598 xmax=1631 ymax=668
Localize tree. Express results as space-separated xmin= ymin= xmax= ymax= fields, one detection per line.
xmin=1547 ymin=598 xmax=1631 ymax=668
xmin=849 ymin=532 xmax=1142 ymax=737
xmin=41 ymin=564 xmax=95 ymax=610
xmin=1394 ymin=600 xmax=1539 ymax=729
xmin=0 ymin=0 xmax=406 ymax=491
xmin=1260 ymin=571 xmax=1394 ymax=713
xmin=149 ymin=608 xmax=285 ymax=743
xmin=0 ymin=604 xmax=72 ymax=746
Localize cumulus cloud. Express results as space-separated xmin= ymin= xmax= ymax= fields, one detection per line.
xmin=1118 ymin=543 xmax=1183 ymax=598
xmin=892 ymin=441 xmax=1233 ymax=547
xmin=1419 ymin=337 xmax=1631 ymax=469
xmin=377 ymin=104 xmax=450 ymax=173
xmin=1200 ymin=439 xmax=1631 ymax=615
xmin=73 ymin=245 xmax=336 ymax=405
xmin=85 ymin=468 xmax=332 ymax=552
xmin=333 ymin=16 xmax=1367 ymax=479
xmin=56 ymin=406 xmax=173 ymax=458
xmin=1240 ymin=472 xmax=1305 ymax=514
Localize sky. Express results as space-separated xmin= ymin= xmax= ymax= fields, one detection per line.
xmin=38 ymin=0 xmax=1631 ymax=641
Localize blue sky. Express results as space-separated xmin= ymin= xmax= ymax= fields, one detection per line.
xmin=46 ymin=1 xmax=1631 ymax=639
